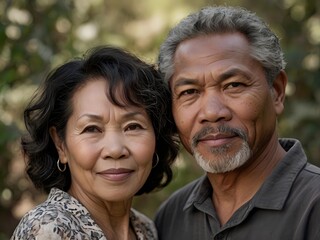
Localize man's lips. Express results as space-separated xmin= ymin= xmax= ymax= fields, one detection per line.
xmin=97 ymin=168 xmax=134 ymax=181
xmin=192 ymin=125 xmax=248 ymax=150
xmin=200 ymin=133 xmax=235 ymax=140
xmin=196 ymin=133 xmax=236 ymax=147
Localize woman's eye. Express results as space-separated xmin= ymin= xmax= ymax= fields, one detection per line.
xmin=83 ymin=126 xmax=101 ymax=133
xmin=125 ymin=123 xmax=143 ymax=131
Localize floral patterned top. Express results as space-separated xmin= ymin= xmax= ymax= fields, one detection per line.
xmin=11 ymin=188 xmax=157 ymax=240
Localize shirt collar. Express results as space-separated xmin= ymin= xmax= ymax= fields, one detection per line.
xmin=184 ymin=175 xmax=212 ymax=211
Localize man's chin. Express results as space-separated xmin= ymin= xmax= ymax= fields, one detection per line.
xmin=192 ymin=142 xmax=252 ymax=173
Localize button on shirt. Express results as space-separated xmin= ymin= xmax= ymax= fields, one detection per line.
xmin=155 ymin=138 xmax=320 ymax=240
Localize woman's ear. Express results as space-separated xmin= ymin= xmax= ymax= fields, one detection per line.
xmin=49 ymin=127 xmax=67 ymax=164
xmin=272 ymin=70 xmax=287 ymax=116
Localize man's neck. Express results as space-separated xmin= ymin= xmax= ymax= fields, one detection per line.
xmin=207 ymin=141 xmax=286 ymax=226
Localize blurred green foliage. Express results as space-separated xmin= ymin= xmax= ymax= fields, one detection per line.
xmin=0 ymin=0 xmax=319 ymax=239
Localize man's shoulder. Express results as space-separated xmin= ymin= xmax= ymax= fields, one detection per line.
xmin=299 ymin=162 xmax=320 ymax=186
xmin=289 ymin=162 xmax=320 ymax=205
xmin=304 ymin=163 xmax=320 ymax=175
xmin=167 ymin=176 xmax=205 ymax=201
xmin=155 ymin=176 xmax=209 ymax=238
xmin=298 ymin=162 xmax=320 ymax=192
xmin=156 ymin=176 xmax=205 ymax=214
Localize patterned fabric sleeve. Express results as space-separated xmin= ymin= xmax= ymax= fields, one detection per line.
xmin=11 ymin=203 xmax=105 ymax=240
xmin=130 ymin=208 xmax=158 ymax=240
xmin=11 ymin=209 xmax=67 ymax=240
xmin=11 ymin=188 xmax=157 ymax=240
xmin=10 ymin=188 xmax=106 ymax=240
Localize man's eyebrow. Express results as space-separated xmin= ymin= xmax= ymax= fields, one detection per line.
xmin=217 ymin=68 xmax=251 ymax=82
xmin=171 ymin=68 xmax=251 ymax=91
xmin=172 ymin=78 xmax=198 ymax=91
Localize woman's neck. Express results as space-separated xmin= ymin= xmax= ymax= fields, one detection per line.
xmin=68 ymin=187 xmax=135 ymax=240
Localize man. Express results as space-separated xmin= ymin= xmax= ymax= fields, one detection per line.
xmin=155 ymin=6 xmax=320 ymax=240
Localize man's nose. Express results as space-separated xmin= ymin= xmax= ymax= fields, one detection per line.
xmin=198 ymin=91 xmax=232 ymax=124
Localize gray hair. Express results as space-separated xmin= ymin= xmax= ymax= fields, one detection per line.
xmin=159 ymin=6 xmax=286 ymax=85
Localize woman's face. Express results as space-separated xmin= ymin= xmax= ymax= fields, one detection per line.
xmin=53 ymin=78 xmax=155 ymax=203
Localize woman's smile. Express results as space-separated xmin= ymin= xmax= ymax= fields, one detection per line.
xmin=97 ymin=168 xmax=135 ymax=182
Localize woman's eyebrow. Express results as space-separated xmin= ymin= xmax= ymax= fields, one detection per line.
xmin=121 ymin=111 xmax=145 ymax=120
xmin=77 ymin=114 xmax=103 ymax=121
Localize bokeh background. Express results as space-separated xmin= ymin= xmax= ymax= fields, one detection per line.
xmin=0 ymin=0 xmax=319 ymax=238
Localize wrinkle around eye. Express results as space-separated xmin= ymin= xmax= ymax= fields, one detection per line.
xmin=124 ymin=123 xmax=144 ymax=132
xmin=224 ymin=82 xmax=247 ymax=93
xmin=177 ymin=88 xmax=200 ymax=99
xmin=81 ymin=125 xmax=102 ymax=134
xmin=228 ymin=82 xmax=244 ymax=87
xmin=183 ymin=89 xmax=199 ymax=95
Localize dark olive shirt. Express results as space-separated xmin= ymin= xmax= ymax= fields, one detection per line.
xmin=155 ymin=139 xmax=320 ymax=240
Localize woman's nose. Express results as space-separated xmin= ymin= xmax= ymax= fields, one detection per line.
xmin=101 ymin=131 xmax=129 ymax=160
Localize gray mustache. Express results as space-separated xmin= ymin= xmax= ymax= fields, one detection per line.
xmin=192 ymin=125 xmax=248 ymax=148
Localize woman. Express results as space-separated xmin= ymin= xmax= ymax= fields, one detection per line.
xmin=11 ymin=46 xmax=179 ymax=239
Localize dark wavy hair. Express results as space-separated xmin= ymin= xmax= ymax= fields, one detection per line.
xmin=22 ymin=46 xmax=179 ymax=195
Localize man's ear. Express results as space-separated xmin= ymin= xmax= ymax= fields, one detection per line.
xmin=49 ymin=127 xmax=67 ymax=164
xmin=272 ymin=70 xmax=287 ymax=116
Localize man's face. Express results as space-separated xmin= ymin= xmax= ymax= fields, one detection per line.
xmin=170 ymin=33 xmax=285 ymax=173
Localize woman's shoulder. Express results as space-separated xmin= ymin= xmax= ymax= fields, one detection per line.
xmin=11 ymin=198 xmax=71 ymax=239
xmin=11 ymin=188 xmax=106 ymax=240
xmin=130 ymin=209 xmax=158 ymax=240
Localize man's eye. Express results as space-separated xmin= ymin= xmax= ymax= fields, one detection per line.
xmin=226 ymin=82 xmax=244 ymax=88
xmin=180 ymin=89 xmax=198 ymax=96
xmin=125 ymin=123 xmax=143 ymax=131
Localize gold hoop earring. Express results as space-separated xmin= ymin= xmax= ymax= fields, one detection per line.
xmin=152 ymin=153 xmax=159 ymax=169
xmin=57 ymin=159 xmax=67 ymax=172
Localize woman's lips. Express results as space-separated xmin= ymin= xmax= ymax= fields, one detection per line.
xmin=97 ymin=168 xmax=134 ymax=181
